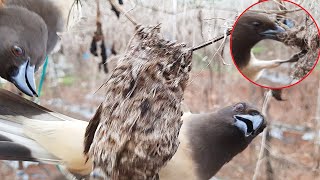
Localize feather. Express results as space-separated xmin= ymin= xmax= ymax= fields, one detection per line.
xmin=0 ymin=89 xmax=92 ymax=176
xmin=84 ymin=26 xmax=192 ymax=179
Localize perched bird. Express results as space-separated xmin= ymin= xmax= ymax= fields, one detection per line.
xmin=0 ymin=0 xmax=63 ymax=96
xmin=160 ymin=102 xmax=266 ymax=180
xmin=231 ymin=12 xmax=296 ymax=81
xmin=84 ymin=26 xmax=193 ymax=179
xmin=0 ymin=89 xmax=266 ymax=180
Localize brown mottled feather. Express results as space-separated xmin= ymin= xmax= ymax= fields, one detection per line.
xmin=84 ymin=26 xmax=192 ymax=179
xmin=84 ymin=105 xmax=103 ymax=157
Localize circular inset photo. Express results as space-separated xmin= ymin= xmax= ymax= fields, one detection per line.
xmin=230 ymin=0 xmax=320 ymax=89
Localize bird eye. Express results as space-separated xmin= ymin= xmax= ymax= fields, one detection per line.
xmin=252 ymin=21 xmax=261 ymax=27
xmin=249 ymin=110 xmax=260 ymax=116
xmin=11 ymin=46 xmax=24 ymax=57
xmin=233 ymin=103 xmax=245 ymax=112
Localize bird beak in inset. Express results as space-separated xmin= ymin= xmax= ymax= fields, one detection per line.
xmin=10 ymin=59 xmax=38 ymax=97
xmin=233 ymin=114 xmax=264 ymax=137
xmin=259 ymin=25 xmax=285 ymax=40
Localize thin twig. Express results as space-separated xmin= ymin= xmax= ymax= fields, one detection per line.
xmin=253 ymin=128 xmax=268 ymax=180
xmin=136 ymin=3 xmax=241 ymax=15
xmin=252 ymin=90 xmax=272 ymax=180
xmin=272 ymin=0 xmax=286 ymax=10
xmin=248 ymin=8 xmax=303 ymax=15
xmin=66 ymin=0 xmax=82 ymax=30
xmin=96 ymin=0 xmax=101 ymax=22
xmin=118 ymin=0 xmax=137 ymax=25
xmin=203 ymin=17 xmax=229 ymax=21
xmin=109 ymin=0 xmax=138 ymax=26
xmin=313 ymin=80 xmax=320 ymax=170
xmin=262 ymin=90 xmax=272 ymax=115
xmin=191 ymin=28 xmax=232 ymax=51
xmin=187 ymin=29 xmax=231 ymax=87
xmin=136 ymin=3 xmax=177 ymax=15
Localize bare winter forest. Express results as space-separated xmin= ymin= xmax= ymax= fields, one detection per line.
xmin=0 ymin=0 xmax=320 ymax=179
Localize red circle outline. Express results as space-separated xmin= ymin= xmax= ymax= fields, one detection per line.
xmin=229 ymin=0 xmax=320 ymax=90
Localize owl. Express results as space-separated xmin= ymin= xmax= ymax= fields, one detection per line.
xmin=84 ymin=26 xmax=193 ymax=179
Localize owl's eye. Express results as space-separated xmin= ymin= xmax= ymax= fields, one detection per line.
xmin=11 ymin=45 xmax=24 ymax=57
xmin=234 ymin=103 xmax=245 ymax=112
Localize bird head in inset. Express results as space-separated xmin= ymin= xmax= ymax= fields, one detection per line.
xmin=231 ymin=12 xmax=286 ymax=67
xmin=233 ymin=12 xmax=285 ymax=47
xmin=231 ymin=12 xmax=289 ymax=81
xmin=0 ymin=6 xmax=48 ymax=97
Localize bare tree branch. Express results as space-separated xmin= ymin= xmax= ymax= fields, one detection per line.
xmin=248 ymin=8 xmax=303 ymax=15
xmin=252 ymin=90 xmax=273 ymax=180
xmin=191 ymin=28 xmax=231 ymax=51
xmin=109 ymin=0 xmax=138 ymax=26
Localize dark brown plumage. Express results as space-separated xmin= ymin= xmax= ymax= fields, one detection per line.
xmin=272 ymin=89 xmax=284 ymax=101
xmin=160 ymin=102 xmax=266 ymax=180
xmin=231 ymin=12 xmax=289 ymax=81
xmin=84 ymin=26 xmax=192 ymax=179
xmin=0 ymin=0 xmax=63 ymax=96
